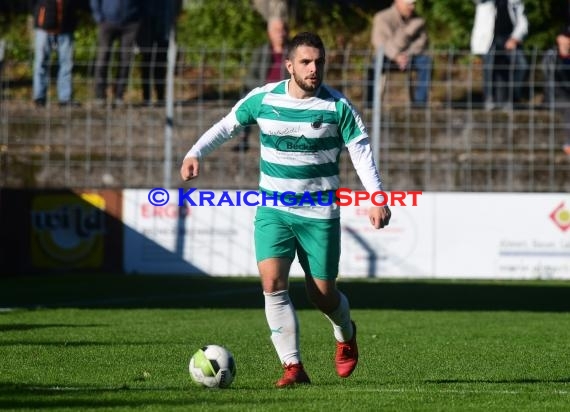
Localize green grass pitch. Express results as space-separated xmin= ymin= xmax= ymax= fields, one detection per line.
xmin=0 ymin=275 xmax=569 ymax=411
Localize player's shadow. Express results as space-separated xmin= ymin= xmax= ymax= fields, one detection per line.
xmin=0 ymin=382 xmax=197 ymax=410
xmin=0 ymin=323 xmax=103 ymax=332
xmin=333 ymin=280 xmax=570 ymax=312
xmin=2 ymin=275 xmax=570 ymax=312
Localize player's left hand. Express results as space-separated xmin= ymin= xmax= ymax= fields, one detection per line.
xmin=369 ymin=205 xmax=391 ymax=229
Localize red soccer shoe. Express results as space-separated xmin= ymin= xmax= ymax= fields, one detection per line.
xmin=275 ymin=362 xmax=311 ymax=388
xmin=335 ymin=321 xmax=358 ymax=378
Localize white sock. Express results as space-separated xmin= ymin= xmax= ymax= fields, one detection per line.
xmin=323 ymin=291 xmax=354 ymax=342
xmin=264 ymin=290 xmax=300 ymax=365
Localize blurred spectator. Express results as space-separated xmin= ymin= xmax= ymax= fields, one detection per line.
xmin=232 ymin=17 xmax=289 ymax=152
xmin=32 ymin=0 xmax=79 ymax=107
xmin=138 ymin=0 xmax=181 ymax=107
xmin=470 ymin=0 xmax=529 ymax=111
xmin=252 ymin=0 xmax=291 ymax=22
xmin=369 ymin=0 xmax=432 ymax=108
xmin=90 ymin=0 xmax=142 ymax=107
xmin=542 ymin=2 xmax=570 ymax=154
xmin=542 ymin=35 xmax=570 ymax=106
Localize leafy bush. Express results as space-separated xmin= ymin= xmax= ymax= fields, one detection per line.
xmin=1 ymin=14 xmax=32 ymax=61
xmin=176 ymin=0 xmax=266 ymax=51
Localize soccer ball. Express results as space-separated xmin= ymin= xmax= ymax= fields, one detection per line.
xmin=189 ymin=344 xmax=236 ymax=388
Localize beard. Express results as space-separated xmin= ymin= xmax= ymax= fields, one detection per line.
xmin=292 ymin=70 xmax=322 ymax=93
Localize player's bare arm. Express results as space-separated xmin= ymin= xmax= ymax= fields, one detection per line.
xmin=180 ymin=156 xmax=200 ymax=181
xmin=369 ymin=205 xmax=391 ymax=229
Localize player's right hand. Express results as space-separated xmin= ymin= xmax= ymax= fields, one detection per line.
xmin=368 ymin=205 xmax=391 ymax=229
xmin=180 ymin=156 xmax=200 ymax=181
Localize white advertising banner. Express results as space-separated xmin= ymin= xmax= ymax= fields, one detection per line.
xmin=123 ymin=189 xmax=257 ymax=275
xmin=433 ymin=193 xmax=570 ymax=279
xmin=123 ymin=190 xmax=570 ymax=279
xmin=336 ymin=194 xmax=434 ymax=278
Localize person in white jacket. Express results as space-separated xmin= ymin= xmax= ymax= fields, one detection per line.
xmin=470 ymin=0 xmax=529 ymax=110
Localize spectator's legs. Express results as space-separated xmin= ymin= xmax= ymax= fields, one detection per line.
xmin=542 ymin=49 xmax=557 ymax=106
xmin=411 ymin=54 xmax=432 ymax=105
xmin=56 ymin=33 xmax=74 ymax=103
xmin=556 ymin=58 xmax=570 ymax=102
xmin=153 ymin=39 xmax=168 ymax=102
xmin=94 ymin=23 xmax=116 ymax=100
xmin=494 ymin=52 xmax=509 ymax=106
xmin=563 ymin=107 xmax=570 ymax=154
xmin=510 ymin=47 xmax=529 ymax=104
xmin=141 ymin=38 xmax=168 ymax=104
xmin=140 ymin=45 xmax=152 ymax=103
xmin=482 ymin=49 xmax=496 ymax=109
xmin=115 ymin=22 xmax=140 ymax=101
xmin=138 ymin=27 xmax=152 ymax=103
xmin=33 ymin=29 xmax=51 ymax=104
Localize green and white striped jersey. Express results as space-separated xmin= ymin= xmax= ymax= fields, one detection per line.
xmin=187 ymin=79 xmax=380 ymax=219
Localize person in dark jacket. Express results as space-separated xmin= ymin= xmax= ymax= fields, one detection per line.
xmin=138 ymin=0 xmax=181 ymax=107
xmin=542 ymin=1 xmax=570 ymax=154
xmin=90 ymin=0 xmax=142 ymax=107
xmin=32 ymin=0 xmax=79 ymax=107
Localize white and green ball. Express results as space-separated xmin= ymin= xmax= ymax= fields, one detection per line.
xmin=189 ymin=344 xmax=236 ymax=388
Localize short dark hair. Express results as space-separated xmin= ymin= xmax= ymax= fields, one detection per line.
xmin=287 ymin=32 xmax=325 ymax=60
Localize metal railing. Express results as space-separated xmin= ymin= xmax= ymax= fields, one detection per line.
xmin=0 ymin=46 xmax=568 ymax=192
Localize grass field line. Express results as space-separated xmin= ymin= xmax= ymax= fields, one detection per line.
xmin=20 ymin=385 xmax=569 ymax=396
xmin=345 ymin=388 xmax=569 ymax=395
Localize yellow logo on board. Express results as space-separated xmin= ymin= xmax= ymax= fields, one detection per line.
xmin=30 ymin=193 xmax=106 ymax=268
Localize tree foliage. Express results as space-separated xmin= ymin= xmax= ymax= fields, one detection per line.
xmin=176 ymin=0 xmax=266 ymax=50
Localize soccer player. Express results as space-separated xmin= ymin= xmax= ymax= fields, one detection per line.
xmin=180 ymin=32 xmax=391 ymax=387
